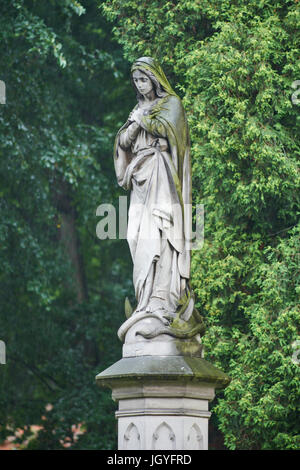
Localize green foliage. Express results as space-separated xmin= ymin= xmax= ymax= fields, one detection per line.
xmin=102 ymin=0 xmax=300 ymax=449
xmin=0 ymin=0 xmax=134 ymax=449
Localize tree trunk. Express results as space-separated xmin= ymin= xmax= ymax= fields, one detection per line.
xmin=54 ymin=179 xmax=88 ymax=303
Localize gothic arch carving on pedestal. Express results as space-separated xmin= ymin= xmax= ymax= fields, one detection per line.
xmin=187 ymin=423 xmax=204 ymax=450
xmin=152 ymin=421 xmax=176 ymax=450
xmin=123 ymin=422 xmax=141 ymax=450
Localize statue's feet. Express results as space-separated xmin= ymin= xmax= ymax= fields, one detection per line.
xmin=146 ymin=296 xmax=169 ymax=311
xmin=144 ymin=298 xmax=174 ymax=324
xmin=132 ymin=299 xmax=174 ymax=326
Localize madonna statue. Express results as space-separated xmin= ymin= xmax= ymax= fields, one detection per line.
xmin=113 ymin=57 xmax=204 ymax=342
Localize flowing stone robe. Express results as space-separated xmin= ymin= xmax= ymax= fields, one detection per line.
xmin=114 ymin=59 xmax=193 ymax=318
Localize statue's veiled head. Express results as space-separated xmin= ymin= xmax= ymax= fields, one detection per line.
xmin=131 ymin=57 xmax=177 ymax=101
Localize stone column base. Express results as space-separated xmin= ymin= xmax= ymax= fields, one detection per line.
xmin=96 ymin=356 xmax=230 ymax=450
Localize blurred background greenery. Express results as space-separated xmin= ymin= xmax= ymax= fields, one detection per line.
xmin=0 ymin=0 xmax=299 ymax=450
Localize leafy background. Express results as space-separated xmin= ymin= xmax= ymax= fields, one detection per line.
xmin=0 ymin=0 xmax=299 ymax=450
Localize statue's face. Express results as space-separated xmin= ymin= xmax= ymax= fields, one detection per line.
xmin=132 ymin=70 xmax=154 ymax=97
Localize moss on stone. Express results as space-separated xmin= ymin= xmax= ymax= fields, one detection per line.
xmin=96 ymin=355 xmax=230 ymax=389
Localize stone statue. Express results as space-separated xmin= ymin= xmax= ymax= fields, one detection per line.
xmin=113 ymin=57 xmax=204 ymax=353
xmin=96 ymin=59 xmax=230 ymax=451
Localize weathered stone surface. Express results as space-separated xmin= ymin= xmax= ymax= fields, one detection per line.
xmin=96 ymin=356 xmax=230 ymax=450
xmin=119 ymin=314 xmax=204 ymax=358
xmin=96 ymin=355 xmax=230 ymax=389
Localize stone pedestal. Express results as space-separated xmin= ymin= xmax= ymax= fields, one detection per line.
xmin=96 ymin=355 xmax=230 ymax=450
